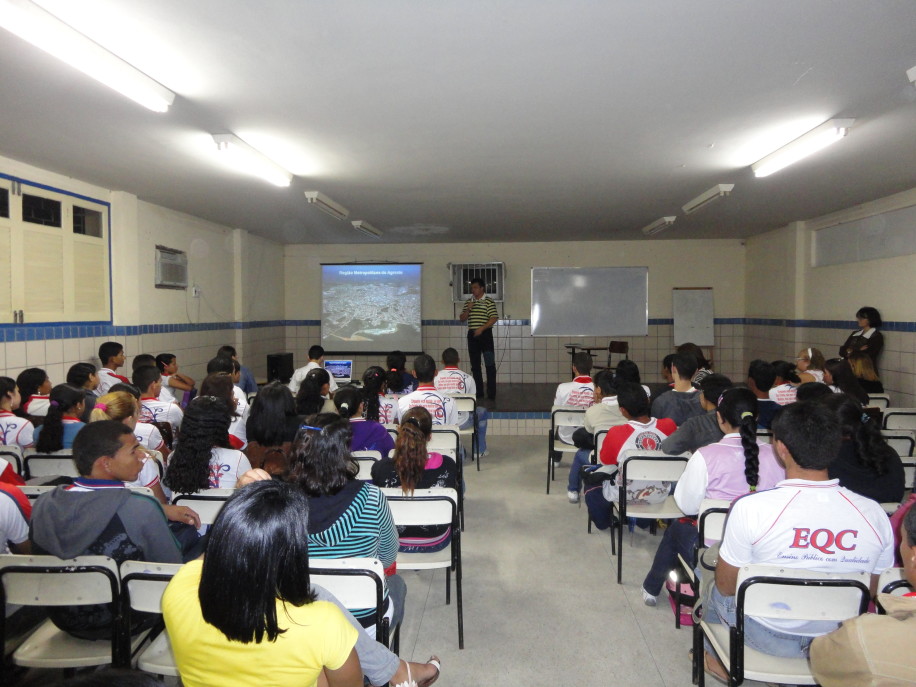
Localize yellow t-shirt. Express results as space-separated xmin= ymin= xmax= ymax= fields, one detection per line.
xmin=162 ymin=559 xmax=358 ymax=687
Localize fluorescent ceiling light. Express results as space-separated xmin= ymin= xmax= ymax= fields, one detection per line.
xmin=641 ymin=216 xmax=676 ymax=236
xmin=352 ymin=220 xmax=383 ymax=239
xmin=908 ymin=64 xmax=916 ymax=86
xmin=0 ymin=0 xmax=175 ymax=112
xmin=212 ymin=133 xmax=293 ymax=187
xmin=751 ymin=119 xmax=855 ymax=178
xmin=304 ymin=191 xmax=350 ymax=220
xmin=682 ymin=184 xmax=734 ymax=215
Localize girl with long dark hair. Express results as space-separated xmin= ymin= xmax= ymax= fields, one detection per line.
xmin=244 ymin=381 xmax=301 ymax=475
xmin=335 ymin=386 xmax=394 ymax=456
xmin=295 ymin=368 xmax=335 ymax=416
xmin=16 ymin=367 xmax=51 ymax=417
xmin=33 ymin=384 xmax=86 ymax=452
xmin=824 ymin=358 xmax=869 ymax=406
xmin=361 ymin=366 xmax=399 ymax=424
xmin=640 ymin=388 xmax=785 ymax=605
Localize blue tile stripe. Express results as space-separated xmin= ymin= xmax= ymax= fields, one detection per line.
xmin=1 ymin=318 xmax=913 ymax=342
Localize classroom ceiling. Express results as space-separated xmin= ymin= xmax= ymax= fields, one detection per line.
xmin=1 ymin=1 xmax=916 ymax=245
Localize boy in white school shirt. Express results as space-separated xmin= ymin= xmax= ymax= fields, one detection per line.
xmin=434 ymin=347 xmax=489 ymax=456
xmin=96 ymin=341 xmax=130 ymax=396
xmin=133 ymin=365 xmax=183 ymax=433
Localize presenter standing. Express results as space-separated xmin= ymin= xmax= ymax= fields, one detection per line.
xmin=460 ymin=278 xmax=498 ymax=400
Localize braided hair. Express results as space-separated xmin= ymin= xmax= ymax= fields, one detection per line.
xmin=393 ymin=407 xmax=433 ymax=495
xmin=35 ymin=384 xmax=85 ymax=453
xmin=361 ymin=366 xmax=387 ymax=422
xmin=164 ymin=396 xmax=232 ymax=494
xmin=717 ymin=388 xmax=760 ymax=490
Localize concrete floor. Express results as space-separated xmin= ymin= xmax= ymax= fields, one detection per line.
xmin=13 ymin=434 xmax=773 ymax=686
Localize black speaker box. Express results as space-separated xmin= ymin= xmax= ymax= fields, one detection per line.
xmin=266 ymin=352 xmax=294 ymax=384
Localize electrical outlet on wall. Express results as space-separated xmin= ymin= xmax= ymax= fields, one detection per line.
xmin=191 ymin=284 xmax=201 ymax=298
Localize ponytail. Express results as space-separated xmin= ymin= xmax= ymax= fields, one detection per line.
xmin=717 ymin=388 xmax=760 ymax=490
xmin=36 ymin=384 xmax=84 ymax=453
xmin=394 ymin=408 xmax=432 ymax=495
xmin=361 ymin=367 xmax=386 ymax=422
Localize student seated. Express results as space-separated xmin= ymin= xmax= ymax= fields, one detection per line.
xmin=583 ymin=382 xmax=677 ymax=529
xmin=289 ymin=344 xmax=338 ymax=396
xmin=217 ymin=344 xmax=258 ymax=395
xmin=296 ymin=368 xmax=337 ymax=416
xmin=810 ymin=506 xmax=916 ymax=686
xmin=676 ymin=342 xmax=714 ymax=386
xmin=244 ymin=381 xmax=302 ymax=476
xmin=795 ymin=346 xmax=827 ymax=384
xmin=66 ymin=362 xmax=99 ymax=421
xmin=96 ymin=341 xmax=130 ymax=395
xmin=659 ymin=374 xmax=733 ymax=456
xmin=824 ymin=357 xmax=869 ymax=406
xmin=335 ymin=386 xmax=394 ymax=456
xmin=133 ymin=353 xmax=175 ymax=405
xmin=701 ymin=401 xmax=894 ymax=678
xmin=156 ymin=352 xmax=196 ymax=405
xmin=372 ymin=407 xmax=459 ymax=553
xmin=134 ymin=365 xmax=184 ymax=433
xmin=552 ymin=351 xmax=596 ymax=450
xmin=0 ymin=375 xmax=35 ymax=454
xmin=397 ymin=354 xmax=456 ymax=427
xmin=613 ymin=359 xmax=651 ymax=399
xmin=361 ymin=366 xmax=400 ymax=424
xmin=641 ymin=388 xmax=785 ymax=606
xmin=565 ymin=369 xmax=625 ymax=503
xmin=650 ymin=352 xmax=704 ymax=425
xmin=768 ymin=360 xmax=800 ymax=405
xmin=31 ymin=421 xmax=184 ymax=639
xmin=745 ymin=360 xmax=779 ymax=429
xmin=16 ymin=367 xmax=51 ymax=417
xmin=205 ymin=357 xmax=250 ymax=446
xmin=385 ymin=350 xmax=417 ymax=395
xmin=33 ymin=384 xmax=86 ymax=452
xmin=847 ymin=350 xmax=884 ymax=395
xmin=433 ymin=347 xmax=490 ymax=456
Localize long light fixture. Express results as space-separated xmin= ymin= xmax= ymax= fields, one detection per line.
xmin=212 ymin=134 xmax=293 ymax=187
xmin=751 ymin=119 xmax=855 ymax=178
xmin=908 ymin=64 xmax=916 ymax=86
xmin=641 ymin=216 xmax=676 ymax=236
xmin=352 ymin=220 xmax=383 ymax=239
xmin=0 ymin=0 xmax=175 ymax=112
xmin=304 ymin=191 xmax=350 ymax=220
xmin=682 ymin=184 xmax=734 ymax=215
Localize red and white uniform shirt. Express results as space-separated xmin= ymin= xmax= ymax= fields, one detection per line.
xmin=22 ymin=395 xmax=50 ymax=417
xmin=553 ymin=376 xmax=596 ymax=443
xmin=96 ymin=368 xmax=130 ymax=396
xmin=207 ymin=448 xmax=251 ymax=489
xmin=599 ymin=418 xmax=677 ymax=466
xmin=434 ymin=367 xmax=476 ymax=425
xmin=140 ymin=397 xmax=184 ymax=432
xmin=398 ymin=385 xmax=457 ymax=426
xmin=720 ymin=478 xmax=894 ymax=635
xmin=769 ymin=383 xmax=798 ymax=406
xmin=0 ymin=410 xmax=35 ymax=449
xmin=377 ymin=395 xmax=400 ymax=424
xmin=0 ymin=483 xmax=30 ymax=554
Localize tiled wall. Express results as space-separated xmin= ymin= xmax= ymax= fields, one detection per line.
xmin=285 ymin=319 xmax=748 ymax=386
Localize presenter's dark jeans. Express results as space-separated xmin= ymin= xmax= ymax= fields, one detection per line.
xmin=467 ymin=328 xmax=496 ymax=399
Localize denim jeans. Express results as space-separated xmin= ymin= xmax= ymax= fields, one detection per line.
xmin=703 ymin=584 xmax=814 ymax=658
xmin=567 ymin=448 xmax=593 ymax=492
xmin=642 ymin=519 xmax=699 ymax=596
xmin=459 ymin=407 xmax=489 ymax=454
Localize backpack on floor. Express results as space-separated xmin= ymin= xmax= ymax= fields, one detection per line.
xmin=665 ymin=577 xmax=697 ymax=627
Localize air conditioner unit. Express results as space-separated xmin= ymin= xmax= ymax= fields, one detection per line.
xmin=155 ymin=246 xmax=188 ymax=289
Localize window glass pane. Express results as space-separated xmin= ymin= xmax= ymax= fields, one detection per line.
xmin=73 ymin=205 xmax=103 ymax=237
xmin=22 ymin=193 xmax=61 ymax=227
xmin=0 ymin=188 xmax=8 ymax=218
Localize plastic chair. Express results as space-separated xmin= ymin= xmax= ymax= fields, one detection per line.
xmin=451 ymin=394 xmax=480 ymax=470
xmin=352 ymin=450 xmax=382 ymax=481
xmin=881 ymin=429 xmax=915 ymax=458
xmin=430 ymin=426 xmax=464 ymax=530
xmin=23 ymin=450 xmax=75 ymax=480
xmin=0 ymin=554 xmax=142 ymax=681
xmin=171 ymin=489 xmax=235 ymax=525
xmin=546 ymin=407 xmax=586 ymax=494
xmin=611 ymin=450 xmax=690 ymax=584
xmin=0 ymin=445 xmax=23 ymax=476
xmin=671 ymin=501 xmax=730 ymax=629
xmin=309 ymin=557 xmax=393 ymax=646
xmin=867 ymin=393 xmax=891 ymax=409
xmin=119 ymin=560 xmax=183 ymax=677
xmin=755 ymin=429 xmax=773 ymax=444
xmin=883 ymin=408 xmax=916 ymax=431
xmin=381 ymin=488 xmax=463 ymax=649
xmin=20 ymin=485 xmax=154 ymax=500
xmin=695 ymin=564 xmax=870 ymax=687
xmin=877 ymin=567 xmax=912 ymax=601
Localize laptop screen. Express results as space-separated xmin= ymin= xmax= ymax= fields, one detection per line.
xmin=324 ymin=360 xmax=353 ymax=383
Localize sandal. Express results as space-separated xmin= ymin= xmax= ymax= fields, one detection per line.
xmin=392 ymin=657 xmax=441 ymax=687
xmin=688 ymin=649 xmax=728 ymax=685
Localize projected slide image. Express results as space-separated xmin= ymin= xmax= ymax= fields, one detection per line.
xmin=321 ymin=264 xmax=422 ymax=352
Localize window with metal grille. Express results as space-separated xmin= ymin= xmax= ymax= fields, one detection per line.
xmin=451 ymin=262 xmax=505 ymax=302
xmin=22 ymin=193 xmax=61 ymax=227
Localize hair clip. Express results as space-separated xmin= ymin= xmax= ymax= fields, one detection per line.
xmin=95 ymin=403 xmax=108 ymax=412
xmin=861 ymin=412 xmax=870 ymax=424
xmin=390 ymin=368 xmax=398 ymax=372
xmin=49 ymin=400 xmax=60 ymax=407
xmin=404 ymin=417 xmax=421 ymax=428
xmin=340 ymin=402 xmax=349 ymax=410
xmin=300 ymin=424 xmax=323 ymax=432
xmin=740 ymin=411 xmax=754 ymax=419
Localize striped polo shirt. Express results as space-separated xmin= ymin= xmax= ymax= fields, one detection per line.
xmin=465 ymin=296 xmax=497 ymax=329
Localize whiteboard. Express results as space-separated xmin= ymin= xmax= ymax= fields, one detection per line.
xmin=673 ymin=288 xmax=714 ymax=346
xmin=530 ymin=267 xmax=648 ymax=337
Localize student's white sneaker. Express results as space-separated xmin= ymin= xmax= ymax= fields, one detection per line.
xmin=642 ymin=588 xmax=657 ymax=606
xmin=567 ymin=490 xmax=579 ymax=504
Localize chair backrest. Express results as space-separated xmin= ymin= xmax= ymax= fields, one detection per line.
xmin=381 ymin=488 xmax=458 ymax=528
xmin=0 ymin=554 xmax=119 ymax=607
xmin=451 ymin=395 xmax=476 ymax=414
xmin=352 ymin=451 xmax=381 ymax=481
xmin=619 ymin=450 xmax=690 ymax=482
xmin=608 ymin=341 xmax=629 ymax=355
xmin=119 ymin=560 xmax=183 ymax=614
xmin=904 ymin=460 xmax=916 ymax=492
xmin=429 ymin=427 xmax=460 ymax=459
xmin=19 ymin=485 xmax=56 ymax=500
xmin=551 ymin=408 xmax=586 ymax=430
xmin=308 ymin=557 xmax=386 ymax=616
xmin=592 ymin=429 xmax=609 ymax=462
xmin=698 ymin=500 xmax=730 ymax=545
xmin=736 ymin=564 xmax=870 ymax=623
xmin=0 ymin=446 xmax=23 ymax=476
xmin=867 ymin=394 xmax=891 ymax=409
xmin=171 ymin=489 xmax=235 ymax=524
xmin=883 ymin=408 xmax=916 ymax=431
xmin=384 ymin=424 xmax=398 ymax=443
xmin=24 ymin=451 xmax=77 ymax=480
xmin=881 ymin=430 xmax=916 ymax=458
xmin=755 ymin=429 xmax=773 ymax=444
xmin=877 ymin=567 xmax=913 ymax=597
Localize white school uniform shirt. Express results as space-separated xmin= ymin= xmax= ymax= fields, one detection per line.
xmin=288 ymin=361 xmax=338 ymax=395
xmin=719 ymin=478 xmax=894 ymax=636
xmin=398 ymin=385 xmax=456 ymax=426
xmin=140 ymin=397 xmax=184 ymax=432
xmin=96 ymin=368 xmax=130 ymax=396
xmin=134 ymin=421 xmax=166 ymax=453
xmin=0 ymin=411 xmax=35 ymax=449
xmin=125 ymin=456 xmax=161 ymax=490
xmin=768 ymin=383 xmax=798 ymax=406
xmin=230 ymin=385 xmax=249 ymax=447
xmin=207 ymin=447 xmax=251 ymax=489
xmin=434 ymin=367 xmax=476 ymax=425
xmin=376 ymin=395 xmax=400 ymax=424
xmin=553 ymin=375 xmax=595 ymax=443
xmin=0 ymin=488 xmax=29 ymax=555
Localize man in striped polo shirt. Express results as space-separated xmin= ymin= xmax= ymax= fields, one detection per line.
xmin=459 ymin=277 xmax=498 ymax=400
